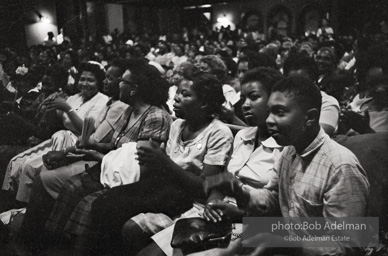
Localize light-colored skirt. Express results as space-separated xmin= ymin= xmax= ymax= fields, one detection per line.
xmin=2 ymin=130 xmax=77 ymax=193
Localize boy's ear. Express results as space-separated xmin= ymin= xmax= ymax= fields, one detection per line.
xmin=305 ymin=108 xmax=320 ymax=127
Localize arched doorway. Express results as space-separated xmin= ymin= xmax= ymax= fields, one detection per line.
xmin=238 ymin=10 xmax=264 ymax=41
xmin=267 ymin=5 xmax=292 ymax=37
xmin=298 ymin=5 xmax=321 ymax=36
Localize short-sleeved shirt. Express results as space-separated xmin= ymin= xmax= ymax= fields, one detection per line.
xmin=131 ymin=118 xmax=233 ymax=234
xmin=227 ymin=127 xmax=283 ymax=189
xmin=111 ymin=105 xmax=172 ymax=148
xmin=62 ymin=92 xmax=109 ymax=134
xmin=320 ymin=91 xmax=340 ymax=129
xmin=166 ymin=118 xmax=233 ymax=174
xmin=90 ymin=100 xmax=128 ymax=143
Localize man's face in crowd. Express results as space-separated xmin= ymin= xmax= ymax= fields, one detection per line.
xmin=247 ymin=15 xmax=259 ymax=30
xmin=315 ymin=49 xmax=334 ymax=75
xmin=266 ymin=91 xmax=307 ymax=147
xmin=237 ymin=61 xmax=249 ymax=81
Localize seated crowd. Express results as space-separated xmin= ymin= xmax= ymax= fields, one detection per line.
xmin=0 ymin=22 xmax=387 ymax=256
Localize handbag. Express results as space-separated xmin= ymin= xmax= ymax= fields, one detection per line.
xmin=42 ymin=150 xmax=89 ymax=170
xmin=42 ymin=151 xmax=68 ymax=170
xmin=171 ymin=217 xmax=232 ymax=254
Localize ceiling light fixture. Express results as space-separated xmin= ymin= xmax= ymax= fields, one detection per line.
xmin=41 ymin=16 xmax=51 ymax=23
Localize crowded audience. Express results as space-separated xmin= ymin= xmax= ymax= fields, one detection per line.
xmin=0 ymin=15 xmax=387 ymax=256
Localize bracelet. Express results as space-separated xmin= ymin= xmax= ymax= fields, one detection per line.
xmin=67 ymin=109 xmax=74 ymax=114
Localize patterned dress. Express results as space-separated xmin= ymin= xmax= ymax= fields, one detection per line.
xmin=45 ymin=106 xmax=172 ymax=245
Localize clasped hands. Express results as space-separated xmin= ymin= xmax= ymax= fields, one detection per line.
xmin=203 ymin=173 xmax=248 ymax=223
xmin=42 ymin=95 xmax=71 ymax=112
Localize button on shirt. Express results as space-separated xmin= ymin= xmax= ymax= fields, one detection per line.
xmin=166 ymin=119 xmax=233 ymax=176
xmin=261 ymin=129 xmax=369 ymax=217
xmin=226 ymin=127 xmax=283 ymax=189
xmin=247 ymin=128 xmax=370 ymax=255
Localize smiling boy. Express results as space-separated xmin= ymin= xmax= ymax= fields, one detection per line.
xmin=242 ymin=76 xmax=369 ymax=255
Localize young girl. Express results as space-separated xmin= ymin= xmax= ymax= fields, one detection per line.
xmin=142 ymin=67 xmax=284 ymax=256
xmin=90 ymin=71 xmax=234 ymax=255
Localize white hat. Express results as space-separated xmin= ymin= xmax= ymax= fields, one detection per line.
xmin=88 ymin=61 xmax=106 ymax=72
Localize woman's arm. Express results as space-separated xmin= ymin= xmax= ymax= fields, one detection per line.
xmin=137 ymin=141 xmax=224 ymax=198
xmin=47 ymin=97 xmax=84 ymax=134
xmin=167 ymin=161 xmax=224 ymax=198
xmin=88 ymin=142 xmax=114 ymax=154
xmin=73 ymin=148 xmax=105 ymax=162
xmin=219 ymin=105 xmax=248 ymax=127
xmin=78 ymin=136 xmax=114 ymax=154
xmin=62 ymin=107 xmax=83 ymax=134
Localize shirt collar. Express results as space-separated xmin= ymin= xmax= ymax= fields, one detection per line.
xmin=180 ymin=119 xmax=216 ymax=142
xmin=239 ymin=127 xmax=257 ymax=142
xmin=261 ymin=136 xmax=282 ymax=149
xmin=239 ymin=126 xmax=282 ymax=149
xmin=299 ymin=128 xmax=327 ymax=158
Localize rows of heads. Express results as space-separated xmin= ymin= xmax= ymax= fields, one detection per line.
xmin=78 ymin=58 xmax=322 ymax=122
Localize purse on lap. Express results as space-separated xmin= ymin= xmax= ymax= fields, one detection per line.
xmin=171 ymin=217 xmax=232 ymax=254
xmin=42 ymin=151 xmax=69 ymax=170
